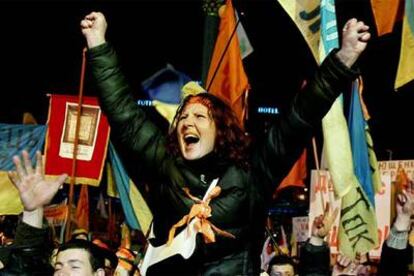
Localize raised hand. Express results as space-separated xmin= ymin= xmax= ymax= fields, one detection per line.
xmin=80 ymin=11 xmax=107 ymax=48
xmin=336 ymin=18 xmax=371 ymax=68
xmin=312 ymin=203 xmax=339 ymax=239
xmin=332 ymin=254 xmax=363 ymax=276
xmin=8 ymin=150 xmax=67 ymax=211
xmin=394 ymin=188 xmax=414 ymax=231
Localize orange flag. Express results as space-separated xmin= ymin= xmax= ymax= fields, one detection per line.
xmin=371 ymin=0 xmax=403 ymax=36
xmin=206 ymin=0 xmax=249 ymax=126
xmin=395 ymin=165 xmax=410 ymax=192
xmin=75 ymin=184 xmax=89 ymax=231
xmin=274 ymin=149 xmax=307 ymax=197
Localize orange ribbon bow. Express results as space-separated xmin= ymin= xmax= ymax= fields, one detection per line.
xmin=167 ymin=186 xmax=235 ymax=246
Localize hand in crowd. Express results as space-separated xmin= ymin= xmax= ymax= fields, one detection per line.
xmin=311 ymin=203 xmax=339 ymax=244
xmin=80 ymin=11 xmax=107 ymax=49
xmin=8 ymin=150 xmax=67 ymax=211
xmin=336 ymin=18 xmax=371 ymax=68
xmin=332 ymin=254 xmax=368 ymax=276
xmin=394 ymin=186 xmax=414 ymax=231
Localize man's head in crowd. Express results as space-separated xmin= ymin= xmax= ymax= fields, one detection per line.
xmin=54 ymin=239 xmax=114 ymax=276
xmin=267 ymin=255 xmax=296 ymax=276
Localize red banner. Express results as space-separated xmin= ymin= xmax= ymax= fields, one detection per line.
xmin=45 ymin=94 xmax=110 ymax=186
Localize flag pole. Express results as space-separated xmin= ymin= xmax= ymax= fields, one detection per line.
xmin=65 ymin=47 xmax=88 ymax=241
xmin=312 ymin=138 xmax=320 ymax=171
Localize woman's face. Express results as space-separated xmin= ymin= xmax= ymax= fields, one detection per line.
xmin=177 ymin=102 xmax=216 ymax=160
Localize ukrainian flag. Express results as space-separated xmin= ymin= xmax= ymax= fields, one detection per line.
xmin=108 ymin=142 xmax=153 ymax=234
xmin=395 ymin=0 xmax=414 ymax=89
xmin=0 ymin=124 xmax=46 ymax=214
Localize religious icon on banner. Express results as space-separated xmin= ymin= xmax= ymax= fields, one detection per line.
xmin=59 ymin=103 xmax=101 ymax=161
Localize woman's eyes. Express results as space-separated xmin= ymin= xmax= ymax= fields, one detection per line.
xmin=179 ymin=114 xmax=206 ymax=120
xmin=178 ymin=115 xmax=188 ymax=121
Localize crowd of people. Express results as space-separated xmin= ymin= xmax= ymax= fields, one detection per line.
xmin=0 ymin=9 xmax=412 ymax=276
xmin=1 ymin=150 xmax=413 ymax=275
xmin=260 ymin=188 xmax=414 ymax=276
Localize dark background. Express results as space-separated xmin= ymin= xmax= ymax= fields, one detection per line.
xmin=0 ymin=0 xmax=412 ymax=161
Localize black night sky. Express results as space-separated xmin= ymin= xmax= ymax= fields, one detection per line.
xmin=0 ymin=0 xmax=413 ymax=162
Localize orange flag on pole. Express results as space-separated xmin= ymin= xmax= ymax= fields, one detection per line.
xmin=75 ymin=184 xmax=89 ymax=231
xmin=371 ymin=0 xmax=403 ymax=36
xmin=206 ymin=0 xmax=249 ymax=126
xmin=274 ymin=149 xmax=307 ymax=197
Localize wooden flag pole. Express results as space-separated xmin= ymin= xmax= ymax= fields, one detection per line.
xmin=312 ymin=137 xmax=320 ymax=171
xmin=65 ymin=48 xmax=88 ymax=241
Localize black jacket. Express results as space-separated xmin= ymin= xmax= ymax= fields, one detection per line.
xmin=88 ymin=43 xmax=358 ymax=275
xmin=298 ymin=240 xmax=330 ymax=276
xmin=377 ymin=242 xmax=412 ymax=276
xmin=0 ymin=221 xmax=53 ymax=276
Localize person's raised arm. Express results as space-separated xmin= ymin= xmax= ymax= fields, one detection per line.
xmin=393 ymin=189 xmax=414 ymax=234
xmin=377 ymin=188 xmax=414 ymax=275
xmin=309 ymin=204 xmax=338 ymax=246
xmin=297 ymin=17 xmax=371 ymax=126
xmin=81 ymin=12 xmax=168 ymax=181
xmin=253 ymin=18 xmax=371 ymax=188
xmin=299 ymin=204 xmax=337 ymax=275
xmin=8 ymin=150 xmax=67 ymax=228
xmin=80 ymin=11 xmax=107 ymax=49
xmin=2 ymin=150 xmax=65 ymax=275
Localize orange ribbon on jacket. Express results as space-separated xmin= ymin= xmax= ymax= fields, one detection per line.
xmin=167 ymin=186 xmax=235 ymax=246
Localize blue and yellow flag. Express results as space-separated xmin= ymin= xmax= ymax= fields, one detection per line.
xmin=356 ymin=80 xmax=382 ymax=194
xmin=338 ymin=79 xmax=378 ymax=257
xmin=320 ymin=1 xmax=378 ymax=258
xmin=142 ymin=64 xmax=191 ymax=105
xmin=277 ymin=0 xmax=321 ymax=62
xmin=0 ymin=124 xmax=46 ymax=214
xmin=348 ymin=79 xmax=375 ymax=206
xmin=319 ymin=0 xmax=356 ymax=200
xmin=395 ymin=0 xmax=414 ymax=89
xmin=108 ymin=142 xmax=153 ymax=234
xmin=140 ymin=65 xmax=205 ymax=125
xmin=318 ymin=1 xmax=377 ymax=257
